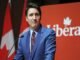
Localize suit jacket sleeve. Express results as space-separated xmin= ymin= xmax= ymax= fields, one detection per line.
xmin=14 ymin=37 xmax=24 ymax=60
xmin=45 ymin=30 xmax=56 ymax=60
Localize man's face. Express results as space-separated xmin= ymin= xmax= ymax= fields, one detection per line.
xmin=26 ymin=8 xmax=41 ymax=29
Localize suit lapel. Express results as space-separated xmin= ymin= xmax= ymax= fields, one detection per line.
xmin=26 ymin=30 xmax=30 ymax=53
xmin=22 ymin=30 xmax=30 ymax=55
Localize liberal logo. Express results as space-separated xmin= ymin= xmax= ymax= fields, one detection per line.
xmin=47 ymin=17 xmax=80 ymax=37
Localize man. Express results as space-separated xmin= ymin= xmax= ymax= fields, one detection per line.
xmin=14 ymin=3 xmax=56 ymax=60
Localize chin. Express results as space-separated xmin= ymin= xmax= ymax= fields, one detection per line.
xmin=31 ymin=24 xmax=38 ymax=30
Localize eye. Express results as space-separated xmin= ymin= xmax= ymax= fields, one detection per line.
xmin=35 ymin=13 xmax=40 ymax=16
xmin=29 ymin=13 xmax=33 ymax=16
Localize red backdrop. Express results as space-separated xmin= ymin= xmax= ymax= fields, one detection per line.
xmin=41 ymin=2 xmax=80 ymax=60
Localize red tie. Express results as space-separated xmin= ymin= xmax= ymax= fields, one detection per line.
xmin=31 ymin=31 xmax=35 ymax=52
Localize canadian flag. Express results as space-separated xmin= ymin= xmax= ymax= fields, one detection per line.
xmin=20 ymin=0 xmax=29 ymax=35
xmin=0 ymin=0 xmax=15 ymax=60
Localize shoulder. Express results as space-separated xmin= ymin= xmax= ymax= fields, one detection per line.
xmin=42 ymin=27 xmax=56 ymax=42
xmin=42 ymin=26 xmax=55 ymax=34
xmin=19 ymin=28 xmax=30 ymax=38
xmin=18 ymin=28 xmax=30 ymax=43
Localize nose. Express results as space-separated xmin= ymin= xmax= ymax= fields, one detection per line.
xmin=33 ymin=15 xmax=36 ymax=20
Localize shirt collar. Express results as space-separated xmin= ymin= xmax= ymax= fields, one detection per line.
xmin=30 ymin=29 xmax=37 ymax=37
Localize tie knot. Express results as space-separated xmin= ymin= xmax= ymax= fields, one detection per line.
xmin=32 ymin=31 xmax=35 ymax=37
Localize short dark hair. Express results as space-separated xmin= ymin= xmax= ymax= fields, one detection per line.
xmin=25 ymin=3 xmax=41 ymax=16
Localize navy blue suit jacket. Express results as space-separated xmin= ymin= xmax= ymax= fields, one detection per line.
xmin=14 ymin=26 xmax=56 ymax=60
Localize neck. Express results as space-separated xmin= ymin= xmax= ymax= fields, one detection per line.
xmin=30 ymin=24 xmax=41 ymax=32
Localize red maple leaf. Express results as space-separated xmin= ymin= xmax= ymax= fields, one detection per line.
xmin=0 ymin=45 xmax=15 ymax=60
xmin=0 ymin=45 xmax=8 ymax=60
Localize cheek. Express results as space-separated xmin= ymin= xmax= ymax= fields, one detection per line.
xmin=26 ymin=19 xmax=30 ymax=24
xmin=37 ymin=16 xmax=41 ymax=20
xmin=26 ymin=17 xmax=31 ymax=22
xmin=27 ymin=20 xmax=31 ymax=23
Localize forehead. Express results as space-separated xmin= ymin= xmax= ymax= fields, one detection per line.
xmin=27 ymin=8 xmax=39 ymax=14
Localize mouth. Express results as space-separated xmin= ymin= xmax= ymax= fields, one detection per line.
xmin=32 ymin=20 xmax=37 ymax=23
